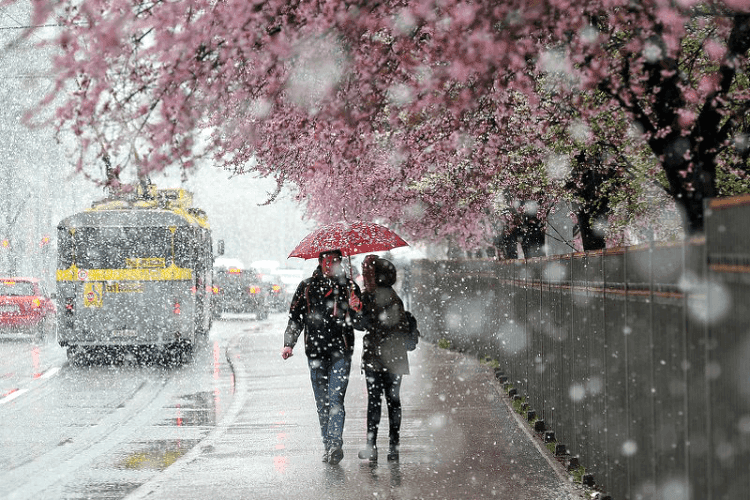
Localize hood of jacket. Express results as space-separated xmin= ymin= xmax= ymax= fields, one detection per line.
xmin=372 ymin=257 xmax=397 ymax=287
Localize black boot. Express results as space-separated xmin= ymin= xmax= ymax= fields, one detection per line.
xmin=388 ymin=427 xmax=400 ymax=461
xmin=358 ymin=442 xmax=378 ymax=461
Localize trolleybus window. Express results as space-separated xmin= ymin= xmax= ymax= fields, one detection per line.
xmin=0 ymin=281 xmax=35 ymax=296
xmin=174 ymin=228 xmax=196 ymax=268
xmin=61 ymin=227 xmax=173 ymax=269
xmin=57 ymin=227 xmax=75 ymax=269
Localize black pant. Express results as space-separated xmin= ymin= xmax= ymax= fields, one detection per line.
xmin=364 ymin=370 xmax=402 ymax=446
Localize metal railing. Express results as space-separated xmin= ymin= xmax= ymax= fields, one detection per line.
xmin=405 ymin=194 xmax=750 ymax=500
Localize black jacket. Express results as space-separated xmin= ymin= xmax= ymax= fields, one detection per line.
xmin=353 ymin=257 xmax=410 ymax=374
xmin=284 ymin=267 xmax=361 ymax=359
xmin=358 ymin=285 xmax=411 ymax=374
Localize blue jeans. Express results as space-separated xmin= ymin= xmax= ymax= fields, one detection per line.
xmin=308 ymin=353 xmax=352 ymax=450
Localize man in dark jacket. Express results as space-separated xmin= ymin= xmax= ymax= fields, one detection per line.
xmin=281 ymin=250 xmax=362 ymax=465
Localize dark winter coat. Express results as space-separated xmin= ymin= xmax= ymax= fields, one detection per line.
xmin=284 ymin=267 xmax=361 ymax=359
xmin=357 ymin=259 xmax=410 ymax=375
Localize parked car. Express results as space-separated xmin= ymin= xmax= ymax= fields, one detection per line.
xmin=259 ymin=273 xmax=288 ymax=312
xmin=0 ymin=277 xmax=56 ymax=340
xmin=274 ymin=268 xmax=307 ymax=306
xmin=212 ymin=259 xmax=269 ymax=320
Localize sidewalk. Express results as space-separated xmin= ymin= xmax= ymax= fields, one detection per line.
xmin=127 ymin=327 xmax=583 ymax=500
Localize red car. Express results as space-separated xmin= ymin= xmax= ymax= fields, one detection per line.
xmin=0 ymin=277 xmax=56 ymax=340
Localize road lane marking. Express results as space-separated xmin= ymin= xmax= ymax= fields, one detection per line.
xmin=0 ymin=388 xmax=27 ymax=405
xmin=0 ymin=366 xmax=61 ymax=405
xmin=39 ymin=366 xmax=60 ymax=379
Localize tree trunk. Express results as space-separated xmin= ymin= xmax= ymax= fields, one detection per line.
xmin=520 ymin=217 xmax=546 ymax=258
xmin=644 ymin=14 xmax=750 ymax=236
xmin=569 ymin=152 xmax=610 ymax=251
xmin=495 ymin=231 xmax=519 ymax=260
xmin=576 ymin=207 xmax=606 ymax=251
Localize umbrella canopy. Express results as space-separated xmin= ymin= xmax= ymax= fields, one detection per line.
xmin=288 ymin=221 xmax=409 ymax=260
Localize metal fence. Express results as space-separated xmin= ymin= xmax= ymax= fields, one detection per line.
xmin=406 ymin=194 xmax=750 ymax=500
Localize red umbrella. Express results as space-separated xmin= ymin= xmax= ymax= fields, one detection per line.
xmin=288 ymin=221 xmax=409 ymax=260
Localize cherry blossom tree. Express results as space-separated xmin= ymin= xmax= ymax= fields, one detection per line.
xmin=7 ymin=0 xmax=750 ymax=252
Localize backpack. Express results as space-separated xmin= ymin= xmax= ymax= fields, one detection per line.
xmin=404 ymin=311 xmax=420 ymax=351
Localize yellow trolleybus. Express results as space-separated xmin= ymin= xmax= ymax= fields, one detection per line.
xmin=56 ymin=187 xmax=215 ymax=361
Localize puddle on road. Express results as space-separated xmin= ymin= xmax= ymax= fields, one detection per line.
xmin=116 ymin=439 xmax=199 ymax=470
xmin=159 ymin=391 xmax=218 ymax=427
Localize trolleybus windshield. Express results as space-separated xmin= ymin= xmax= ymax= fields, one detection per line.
xmin=58 ymin=227 xmax=175 ymax=270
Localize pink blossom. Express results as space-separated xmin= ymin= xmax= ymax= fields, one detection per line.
xmin=682 ymin=88 xmax=699 ymax=104
xmin=677 ymin=109 xmax=697 ymax=128
xmin=704 ymin=39 xmax=726 ymax=62
xmin=698 ymin=74 xmax=721 ymax=95
xmin=451 ymin=3 xmax=478 ymax=26
xmin=4 ymin=0 xmax=746 ymax=247
xmin=723 ymin=0 xmax=750 ymax=13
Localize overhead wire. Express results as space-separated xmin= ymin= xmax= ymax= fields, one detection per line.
xmin=0 ymin=5 xmax=59 ymax=80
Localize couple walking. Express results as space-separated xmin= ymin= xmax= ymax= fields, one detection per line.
xmin=281 ymin=250 xmax=411 ymax=465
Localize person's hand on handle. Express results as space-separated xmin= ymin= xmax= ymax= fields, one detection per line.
xmin=349 ymin=292 xmax=362 ymax=312
xmin=281 ymin=346 xmax=293 ymax=359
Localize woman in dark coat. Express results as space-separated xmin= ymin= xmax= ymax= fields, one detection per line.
xmin=356 ymin=254 xmax=411 ymax=462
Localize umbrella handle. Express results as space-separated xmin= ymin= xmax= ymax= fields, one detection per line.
xmin=347 ymin=256 xmax=354 ymax=295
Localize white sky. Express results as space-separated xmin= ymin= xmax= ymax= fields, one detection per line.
xmin=155 ymin=166 xmax=316 ymax=270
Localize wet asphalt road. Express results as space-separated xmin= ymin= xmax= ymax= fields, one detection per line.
xmin=0 ymin=316 xmax=240 ymax=500
xmin=1 ymin=313 xmax=583 ymax=499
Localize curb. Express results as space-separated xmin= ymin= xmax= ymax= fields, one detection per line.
xmin=490 ymin=370 xmax=587 ymax=499
xmin=124 ymin=335 xmax=248 ymax=499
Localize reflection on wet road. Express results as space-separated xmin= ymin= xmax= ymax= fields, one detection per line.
xmin=0 ymin=314 xmax=266 ymax=499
